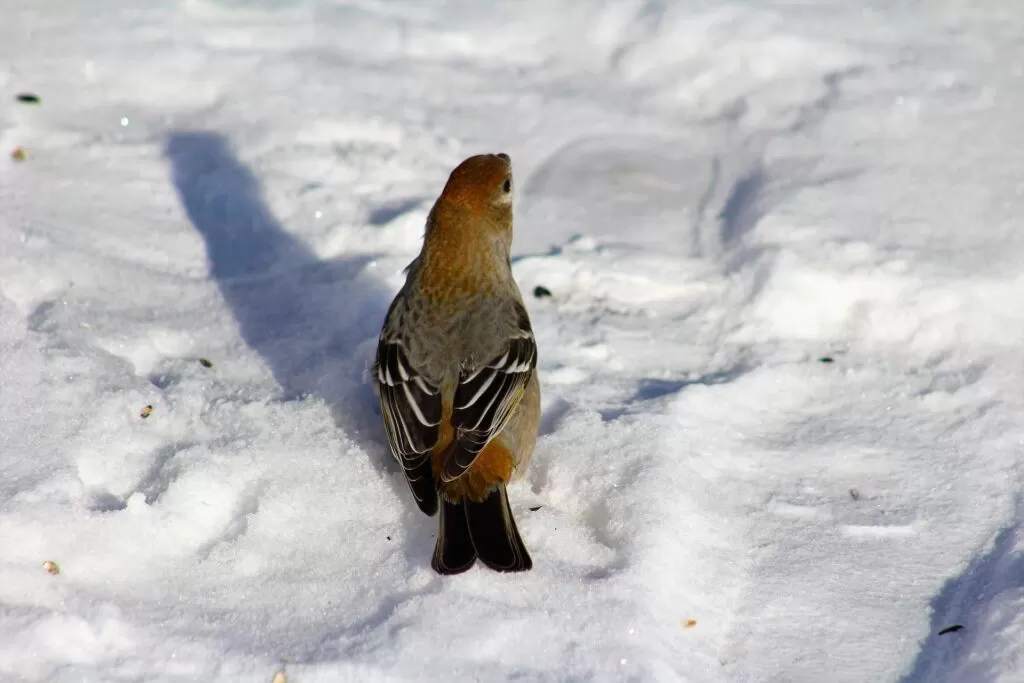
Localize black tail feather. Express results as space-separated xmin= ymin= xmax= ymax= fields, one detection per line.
xmin=431 ymin=499 xmax=477 ymax=575
xmin=464 ymin=485 xmax=532 ymax=572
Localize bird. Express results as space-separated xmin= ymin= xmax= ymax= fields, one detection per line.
xmin=373 ymin=153 xmax=540 ymax=574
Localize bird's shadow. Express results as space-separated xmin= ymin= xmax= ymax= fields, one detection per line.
xmin=164 ymin=131 xmax=394 ymax=466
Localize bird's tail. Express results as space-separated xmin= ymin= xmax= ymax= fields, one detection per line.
xmin=432 ymin=498 xmax=477 ymax=575
xmin=431 ymin=484 xmax=532 ymax=575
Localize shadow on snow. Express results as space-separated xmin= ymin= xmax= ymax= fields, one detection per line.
xmin=900 ymin=497 xmax=1024 ymax=683
xmin=164 ymin=130 xmax=394 ymax=468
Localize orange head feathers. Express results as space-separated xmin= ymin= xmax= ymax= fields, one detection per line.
xmin=438 ymin=153 xmax=513 ymax=215
xmin=427 ymin=153 xmax=514 ymax=239
xmin=419 ymin=153 xmax=517 ymax=297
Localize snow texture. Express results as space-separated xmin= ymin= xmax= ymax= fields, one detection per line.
xmin=1 ymin=1 xmax=1023 ymax=681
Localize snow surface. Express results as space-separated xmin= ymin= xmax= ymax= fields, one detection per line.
xmin=2 ymin=0 xmax=1023 ymax=681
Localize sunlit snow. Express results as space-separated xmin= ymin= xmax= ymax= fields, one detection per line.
xmin=1 ymin=1 xmax=1022 ymax=681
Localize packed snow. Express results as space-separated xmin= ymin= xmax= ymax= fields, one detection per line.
xmin=1 ymin=1 xmax=1022 ymax=681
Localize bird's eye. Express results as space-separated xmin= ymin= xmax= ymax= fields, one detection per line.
xmin=502 ymin=178 xmax=512 ymax=193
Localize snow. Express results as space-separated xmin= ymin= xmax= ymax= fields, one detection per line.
xmin=1 ymin=0 xmax=1023 ymax=681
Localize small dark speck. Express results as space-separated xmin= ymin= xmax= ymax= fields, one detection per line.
xmin=529 ymin=505 xmax=542 ymax=512
xmin=198 ymin=357 xmax=213 ymax=368
xmin=937 ymin=625 xmax=964 ymax=636
xmin=818 ymin=356 xmax=835 ymax=364
xmin=16 ymin=93 xmax=41 ymax=104
xmin=386 ymin=535 xmax=392 ymax=541
xmin=533 ymin=286 xmax=552 ymax=299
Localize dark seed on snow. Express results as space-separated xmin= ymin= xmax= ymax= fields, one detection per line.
xmin=198 ymin=358 xmax=213 ymax=368
xmin=937 ymin=625 xmax=964 ymax=635
xmin=529 ymin=505 xmax=542 ymax=512
xmin=16 ymin=93 xmax=41 ymax=104
xmin=818 ymin=356 xmax=835 ymax=364
xmin=533 ymin=285 xmax=552 ymax=299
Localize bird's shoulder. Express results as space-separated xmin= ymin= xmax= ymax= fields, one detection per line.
xmin=456 ymin=295 xmax=534 ymax=370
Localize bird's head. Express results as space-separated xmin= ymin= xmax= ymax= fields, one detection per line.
xmin=429 ymin=153 xmax=514 ymax=246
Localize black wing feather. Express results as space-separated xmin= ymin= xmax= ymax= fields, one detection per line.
xmin=375 ymin=338 xmax=443 ymax=514
xmin=441 ymin=314 xmax=536 ymax=482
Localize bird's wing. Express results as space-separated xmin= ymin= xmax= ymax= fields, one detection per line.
xmin=441 ymin=309 xmax=536 ymax=482
xmin=375 ymin=335 xmax=443 ymax=508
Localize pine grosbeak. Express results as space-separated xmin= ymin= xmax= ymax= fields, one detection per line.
xmin=374 ymin=153 xmax=540 ymax=574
